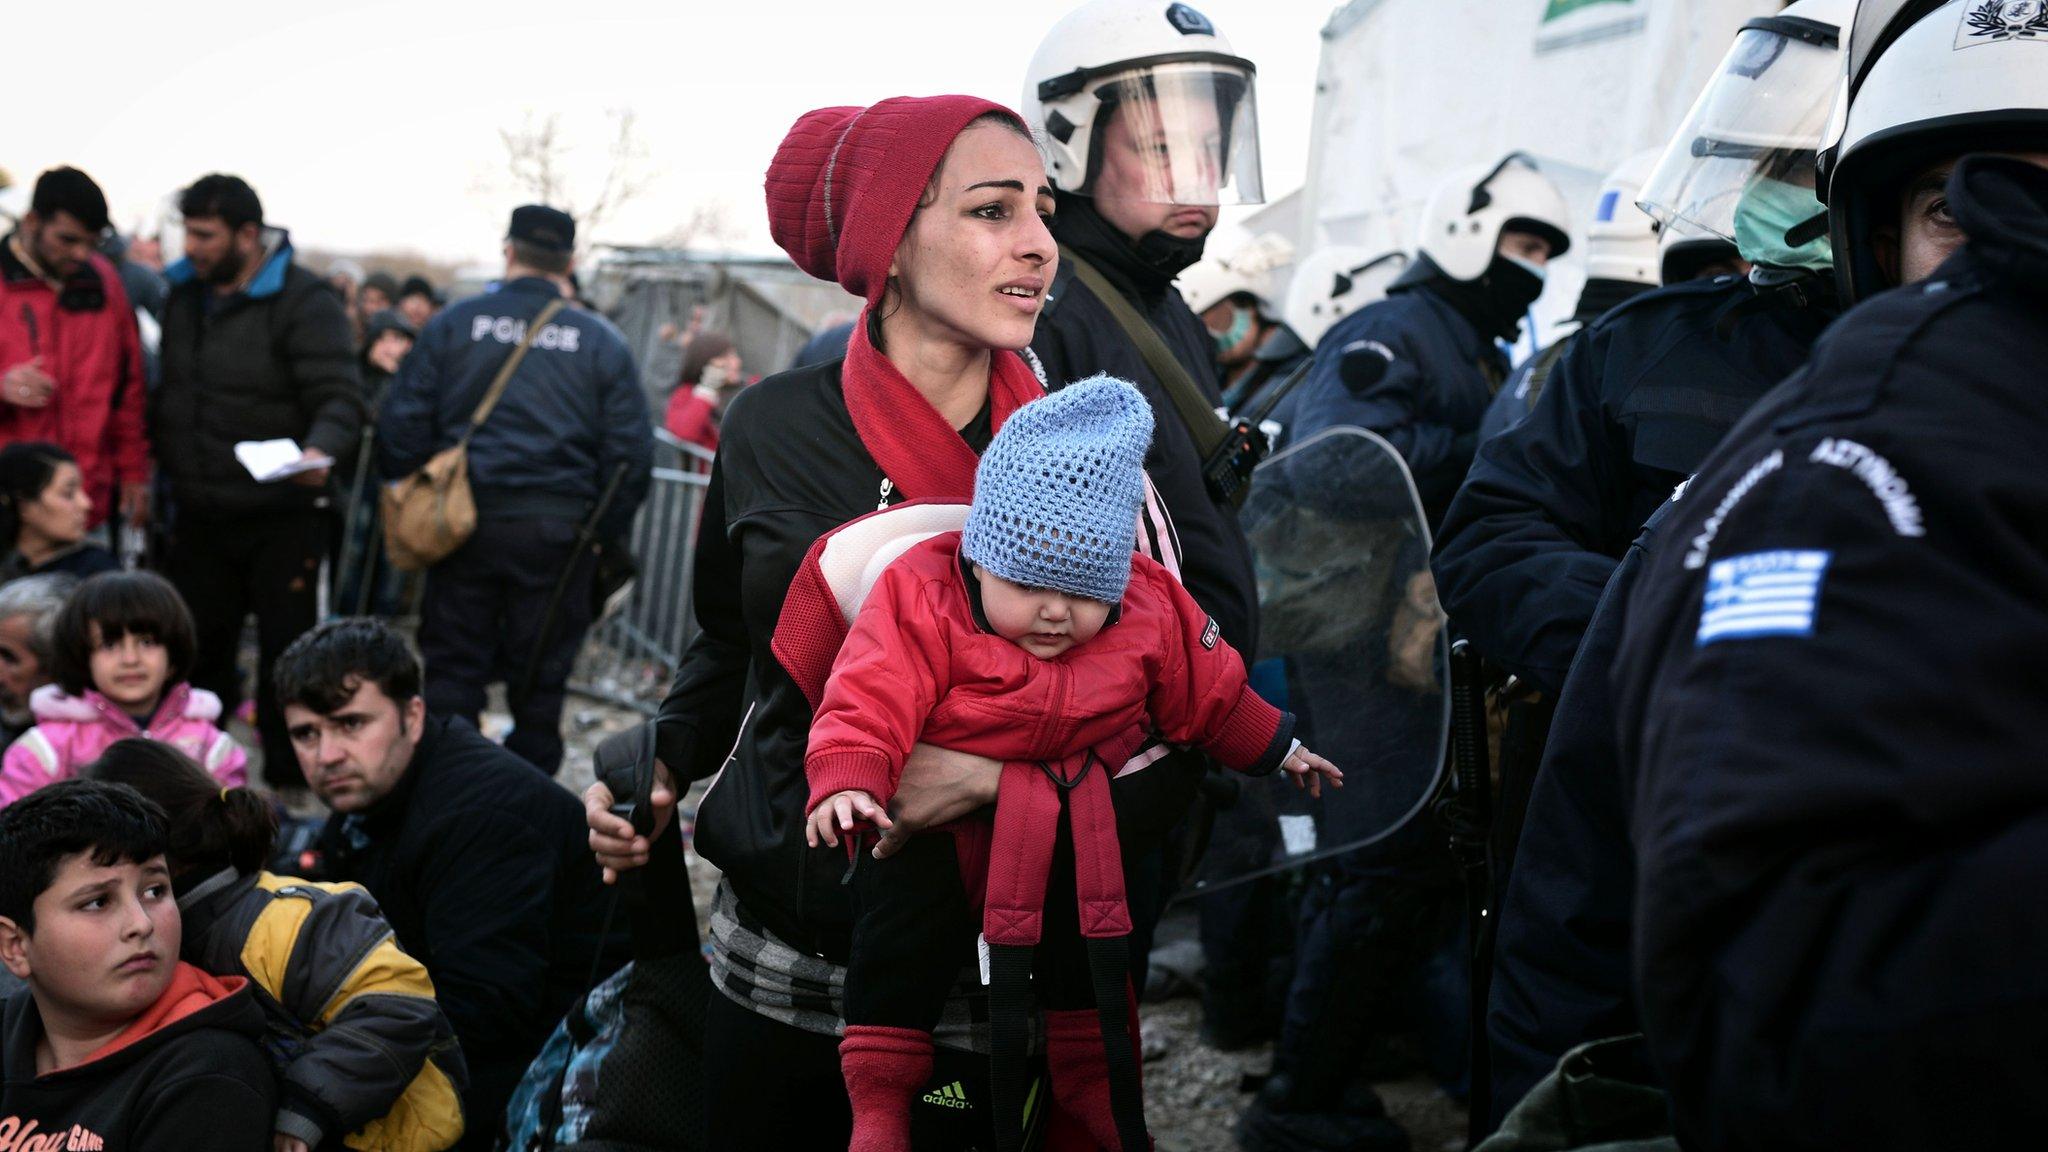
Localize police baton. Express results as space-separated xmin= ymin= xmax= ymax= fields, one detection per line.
xmin=514 ymin=461 xmax=633 ymax=715
xmin=1438 ymin=638 xmax=1496 ymax=1143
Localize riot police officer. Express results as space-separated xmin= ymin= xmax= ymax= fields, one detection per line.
xmin=1437 ymin=1 xmax=1855 ymax=1126
xmin=1178 ymin=233 xmax=1293 ymax=404
xmin=1022 ymin=0 xmax=1267 ymax=980
xmin=1274 ymin=154 xmax=1573 ymax=527
xmin=1253 ymin=246 xmax=1410 ymax=433
xmin=1614 ymin=1 xmax=2048 ymax=1145
xmin=1435 ymin=0 xmax=1851 ymax=700
xmin=1239 ymin=156 xmax=1571 ymax=1152
xmin=1471 ymin=148 xmax=1666 ymax=447
xmin=377 ymin=205 xmax=652 ymax=774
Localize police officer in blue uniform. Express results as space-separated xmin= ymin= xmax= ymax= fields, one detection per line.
xmin=1274 ymin=154 xmax=1573 ymax=528
xmin=1439 ymin=3 xmax=1854 ymax=1126
xmin=1236 ymin=156 xmax=1572 ymax=1152
xmin=1613 ymin=1 xmax=2048 ymax=1144
xmin=1434 ymin=0 xmax=1849 ymax=700
xmin=1471 ymin=149 xmax=1667 ymax=449
xmin=378 ymin=205 xmax=652 ymax=774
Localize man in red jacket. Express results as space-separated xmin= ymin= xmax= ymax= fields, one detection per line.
xmin=0 ymin=168 xmax=149 ymax=529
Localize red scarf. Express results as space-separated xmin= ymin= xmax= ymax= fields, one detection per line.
xmin=772 ymin=317 xmax=1043 ymax=708
xmin=840 ymin=311 xmax=1044 ymax=499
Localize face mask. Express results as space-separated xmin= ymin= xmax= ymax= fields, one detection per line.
xmin=1733 ymin=174 xmax=1833 ymax=272
xmin=1502 ymin=253 xmax=1548 ymax=284
xmin=1483 ymin=253 xmax=1546 ymax=330
xmin=1212 ymin=306 xmax=1253 ymax=352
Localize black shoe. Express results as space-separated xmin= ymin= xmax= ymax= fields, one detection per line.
xmin=1235 ymin=1093 xmax=1412 ymax=1152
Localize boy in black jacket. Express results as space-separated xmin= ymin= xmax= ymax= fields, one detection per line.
xmin=0 ymin=779 xmax=273 ymax=1151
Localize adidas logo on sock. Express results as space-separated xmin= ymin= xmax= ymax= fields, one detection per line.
xmin=920 ymin=1081 xmax=974 ymax=1110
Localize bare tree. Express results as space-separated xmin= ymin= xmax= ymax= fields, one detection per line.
xmin=658 ymin=201 xmax=741 ymax=251
xmin=497 ymin=108 xmax=652 ymax=249
xmin=499 ymin=112 xmax=566 ymax=205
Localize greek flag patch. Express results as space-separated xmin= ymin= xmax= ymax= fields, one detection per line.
xmin=1697 ymin=550 xmax=1831 ymax=645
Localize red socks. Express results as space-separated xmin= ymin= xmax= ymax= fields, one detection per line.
xmin=842 ymin=1015 xmax=1151 ymax=1150
xmin=1043 ymin=1008 xmax=1149 ymax=1151
xmin=840 ymin=1025 xmax=934 ymax=1152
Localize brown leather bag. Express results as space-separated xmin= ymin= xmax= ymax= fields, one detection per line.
xmin=382 ymin=298 xmax=566 ymax=571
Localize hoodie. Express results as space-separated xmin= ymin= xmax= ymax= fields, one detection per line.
xmin=0 ymin=962 xmax=276 ymax=1151
xmin=0 ymin=683 xmax=247 ymax=807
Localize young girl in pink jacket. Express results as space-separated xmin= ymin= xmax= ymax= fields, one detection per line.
xmin=0 ymin=570 xmax=245 ymax=805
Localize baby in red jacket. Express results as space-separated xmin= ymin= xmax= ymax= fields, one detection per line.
xmin=801 ymin=377 xmax=1338 ymax=1152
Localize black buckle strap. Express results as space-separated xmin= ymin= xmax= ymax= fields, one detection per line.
xmin=1086 ymin=935 xmax=1151 ymax=1152
xmin=988 ymin=942 xmax=1036 ymax=1152
xmin=1036 ymin=749 xmax=1101 ymax=792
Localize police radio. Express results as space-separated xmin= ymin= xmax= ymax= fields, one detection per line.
xmin=1200 ymin=416 xmax=1271 ymax=506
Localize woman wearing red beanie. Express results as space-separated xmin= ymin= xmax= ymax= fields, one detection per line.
xmin=585 ymin=95 xmax=1083 ymax=1148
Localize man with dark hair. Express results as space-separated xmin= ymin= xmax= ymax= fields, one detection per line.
xmin=378 ymin=205 xmax=650 ymax=774
xmin=278 ymin=618 xmax=623 ymax=1150
xmin=1 ymin=167 xmax=151 ymax=533
xmin=0 ymin=779 xmax=274 ymax=1149
xmin=154 ymin=173 xmax=362 ymax=789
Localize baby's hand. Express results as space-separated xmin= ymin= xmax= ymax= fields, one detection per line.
xmin=805 ymin=789 xmax=894 ymax=848
xmin=1281 ymin=746 xmax=1343 ymax=799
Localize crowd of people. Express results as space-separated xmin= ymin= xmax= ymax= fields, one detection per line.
xmin=3 ymin=0 xmax=2047 ymax=1149
xmin=0 ymin=159 xmax=651 ymax=1148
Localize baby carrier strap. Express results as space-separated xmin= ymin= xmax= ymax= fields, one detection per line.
xmin=983 ymin=752 xmax=1148 ymax=1152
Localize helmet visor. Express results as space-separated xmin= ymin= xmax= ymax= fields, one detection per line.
xmin=1081 ymin=63 xmax=1264 ymax=207
xmin=1637 ymin=21 xmax=1840 ymax=242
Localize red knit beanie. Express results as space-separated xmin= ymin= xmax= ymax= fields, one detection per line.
xmin=764 ymin=95 xmax=1027 ymax=303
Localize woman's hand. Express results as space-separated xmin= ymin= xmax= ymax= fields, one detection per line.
xmin=873 ymin=743 xmax=1002 ymax=859
xmin=1281 ymin=746 xmax=1344 ymax=799
xmin=806 ymin=789 xmax=892 ymax=848
xmin=583 ymin=759 xmax=678 ymax=883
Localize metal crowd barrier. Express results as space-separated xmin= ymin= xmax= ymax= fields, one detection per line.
xmin=569 ymin=430 xmax=715 ymax=714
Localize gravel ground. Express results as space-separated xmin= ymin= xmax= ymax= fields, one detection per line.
xmin=1138 ymin=993 xmax=1468 ymax=1152
xmin=542 ymin=695 xmax=1470 ymax=1151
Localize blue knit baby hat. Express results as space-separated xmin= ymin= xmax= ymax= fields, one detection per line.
xmin=963 ymin=375 xmax=1154 ymax=604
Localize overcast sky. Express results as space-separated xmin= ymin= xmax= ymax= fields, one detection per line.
xmin=6 ymin=0 xmax=1332 ymax=267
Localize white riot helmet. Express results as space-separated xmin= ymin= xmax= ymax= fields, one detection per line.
xmin=1178 ymin=232 xmax=1294 ymax=315
xmin=1821 ymin=0 xmax=2048 ymax=301
xmin=1281 ymin=247 xmax=1410 ymax=349
xmin=1659 ymin=219 xmax=1745 ymax=284
xmin=1413 ymin=153 xmax=1573 ymax=281
xmin=1584 ymin=149 xmax=1666 ymax=286
xmin=1637 ymin=0 xmax=1851 ymax=270
xmin=1023 ymin=0 xmax=1264 ymax=206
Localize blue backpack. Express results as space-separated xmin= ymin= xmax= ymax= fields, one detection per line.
xmin=504 ymin=952 xmax=710 ymax=1152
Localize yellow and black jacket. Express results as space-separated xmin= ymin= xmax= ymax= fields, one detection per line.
xmin=177 ymin=867 xmax=468 ymax=1150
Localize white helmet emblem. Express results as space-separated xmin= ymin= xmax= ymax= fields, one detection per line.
xmin=1960 ymin=0 xmax=2048 ymax=44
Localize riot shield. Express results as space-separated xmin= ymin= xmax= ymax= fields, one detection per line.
xmin=1182 ymin=426 xmax=1450 ymax=895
